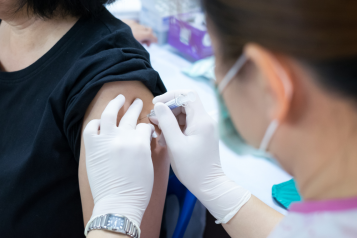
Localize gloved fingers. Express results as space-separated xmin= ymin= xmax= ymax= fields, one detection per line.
xmin=152 ymin=90 xmax=192 ymax=104
xmin=149 ymin=107 xmax=182 ymax=125
xmin=101 ymin=95 xmax=125 ymax=133
xmin=181 ymin=106 xmax=186 ymax=114
xmin=172 ymin=107 xmax=183 ymax=116
xmin=182 ymin=91 xmax=206 ymax=114
xmin=119 ymin=98 xmax=143 ymax=130
xmin=83 ymin=119 xmax=101 ymax=137
xmin=181 ymin=92 xmax=211 ymax=129
xmin=150 ymin=116 xmax=185 ymax=131
xmin=154 ymin=102 xmax=184 ymax=148
xmin=153 ymin=90 xmax=207 ymax=123
xmin=148 ymin=116 xmax=158 ymax=125
xmin=158 ymin=133 xmax=167 ymax=147
xmin=177 ymin=113 xmax=186 ymax=126
xmin=136 ymin=123 xmax=156 ymax=141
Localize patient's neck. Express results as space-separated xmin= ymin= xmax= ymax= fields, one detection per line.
xmin=0 ymin=10 xmax=78 ymax=72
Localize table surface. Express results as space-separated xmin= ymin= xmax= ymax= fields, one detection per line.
xmin=145 ymin=44 xmax=292 ymax=215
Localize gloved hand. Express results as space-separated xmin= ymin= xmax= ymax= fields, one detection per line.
xmin=150 ymin=90 xmax=251 ymax=224
xmin=83 ymin=95 xmax=155 ymax=233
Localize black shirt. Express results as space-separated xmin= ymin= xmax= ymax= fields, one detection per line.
xmin=0 ymin=8 xmax=166 ymax=238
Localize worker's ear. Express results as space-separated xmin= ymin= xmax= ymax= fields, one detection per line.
xmin=244 ymin=44 xmax=293 ymax=121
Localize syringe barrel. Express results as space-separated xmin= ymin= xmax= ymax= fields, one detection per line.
xmin=165 ymin=99 xmax=180 ymax=110
xmin=147 ymin=92 xmax=197 ymax=118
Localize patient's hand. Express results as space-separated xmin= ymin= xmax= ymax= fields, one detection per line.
xmin=122 ymin=19 xmax=158 ymax=46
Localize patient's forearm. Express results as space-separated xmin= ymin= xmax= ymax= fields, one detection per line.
xmin=140 ymin=136 xmax=170 ymax=237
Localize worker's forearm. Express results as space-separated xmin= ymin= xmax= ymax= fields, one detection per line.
xmin=87 ymin=230 xmax=129 ymax=238
xmin=222 ymin=195 xmax=284 ymax=238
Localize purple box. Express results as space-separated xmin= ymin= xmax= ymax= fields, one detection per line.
xmin=168 ymin=13 xmax=213 ymax=61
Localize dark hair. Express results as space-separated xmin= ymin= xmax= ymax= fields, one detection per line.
xmin=202 ymin=0 xmax=357 ymax=100
xmin=18 ymin=0 xmax=116 ymax=18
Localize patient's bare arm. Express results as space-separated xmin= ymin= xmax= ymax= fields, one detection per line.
xmin=79 ymin=81 xmax=170 ymax=238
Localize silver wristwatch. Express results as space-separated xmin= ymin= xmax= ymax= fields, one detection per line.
xmin=86 ymin=214 xmax=140 ymax=238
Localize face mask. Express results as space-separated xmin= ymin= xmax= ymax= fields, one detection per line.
xmin=215 ymin=55 xmax=280 ymax=166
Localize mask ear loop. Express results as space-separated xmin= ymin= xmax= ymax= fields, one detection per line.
xmin=259 ymin=60 xmax=293 ymax=152
xmin=259 ymin=119 xmax=279 ymax=151
xmin=218 ymin=55 xmax=247 ymax=94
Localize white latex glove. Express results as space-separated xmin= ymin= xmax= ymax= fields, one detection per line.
xmin=83 ymin=95 xmax=155 ymax=234
xmin=150 ymin=90 xmax=251 ymax=224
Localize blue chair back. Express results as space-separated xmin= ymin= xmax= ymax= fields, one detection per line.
xmin=166 ymin=174 xmax=197 ymax=238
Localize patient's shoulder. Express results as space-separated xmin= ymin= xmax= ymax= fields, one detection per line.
xmin=79 ymin=8 xmax=143 ymax=53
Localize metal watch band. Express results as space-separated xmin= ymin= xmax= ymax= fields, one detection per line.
xmin=87 ymin=214 xmax=140 ymax=238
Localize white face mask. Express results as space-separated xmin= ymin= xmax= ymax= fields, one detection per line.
xmin=216 ymin=54 xmax=284 ymax=166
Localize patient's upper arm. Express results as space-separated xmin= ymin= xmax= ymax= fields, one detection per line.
xmin=78 ymin=80 xmax=169 ymax=237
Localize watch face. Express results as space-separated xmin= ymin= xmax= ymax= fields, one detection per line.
xmin=107 ymin=216 xmax=125 ymax=232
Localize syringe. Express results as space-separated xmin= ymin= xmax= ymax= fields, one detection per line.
xmin=143 ymin=92 xmax=196 ymax=119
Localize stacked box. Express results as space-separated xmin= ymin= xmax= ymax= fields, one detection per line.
xmin=140 ymin=0 xmax=200 ymax=45
xmin=168 ymin=12 xmax=213 ymax=61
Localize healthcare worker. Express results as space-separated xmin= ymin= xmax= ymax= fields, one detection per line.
xmin=82 ymin=0 xmax=357 ymax=237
